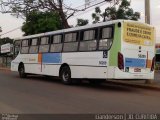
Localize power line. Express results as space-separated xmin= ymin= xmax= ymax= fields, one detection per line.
xmin=70 ymin=0 xmax=118 ymax=19
xmin=70 ymin=2 xmax=105 ymax=19
xmin=0 ymin=26 xmax=22 ymax=37
xmin=69 ymin=0 xmax=107 ymax=19
xmin=65 ymin=0 xmax=104 ymax=11
xmin=0 ymin=0 xmax=118 ymax=37
xmin=0 ymin=0 xmax=106 ymax=37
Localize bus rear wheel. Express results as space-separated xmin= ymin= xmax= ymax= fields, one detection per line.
xmin=18 ymin=64 xmax=27 ymax=78
xmin=60 ymin=66 xmax=72 ymax=85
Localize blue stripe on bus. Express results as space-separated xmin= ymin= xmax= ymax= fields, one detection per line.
xmin=125 ymin=58 xmax=146 ymax=68
xmin=42 ymin=53 xmax=62 ymax=63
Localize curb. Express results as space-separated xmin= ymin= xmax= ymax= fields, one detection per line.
xmin=106 ymin=80 xmax=160 ymax=91
xmin=0 ymin=67 xmax=11 ymax=71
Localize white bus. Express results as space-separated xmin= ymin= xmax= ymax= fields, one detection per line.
xmin=11 ymin=20 xmax=156 ymax=84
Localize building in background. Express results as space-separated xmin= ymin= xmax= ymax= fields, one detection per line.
xmin=0 ymin=43 xmax=14 ymax=67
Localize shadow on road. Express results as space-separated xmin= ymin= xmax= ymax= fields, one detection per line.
xmin=13 ymin=74 xmax=142 ymax=93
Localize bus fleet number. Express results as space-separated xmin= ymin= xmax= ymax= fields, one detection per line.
xmin=99 ymin=61 xmax=107 ymax=65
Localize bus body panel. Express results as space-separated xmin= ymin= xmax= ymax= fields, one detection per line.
xmin=62 ymin=52 xmax=107 ymax=68
xmin=11 ymin=62 xmax=19 ymax=72
xmin=62 ymin=52 xmax=108 ymax=78
xmin=70 ymin=66 xmax=107 ymax=79
xmin=12 ymin=51 xmax=108 ymax=79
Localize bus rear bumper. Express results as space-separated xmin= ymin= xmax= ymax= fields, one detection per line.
xmin=114 ymin=68 xmax=154 ymax=80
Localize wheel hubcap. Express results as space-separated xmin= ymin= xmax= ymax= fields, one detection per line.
xmin=63 ymin=72 xmax=69 ymax=82
xmin=20 ymin=68 xmax=24 ymax=75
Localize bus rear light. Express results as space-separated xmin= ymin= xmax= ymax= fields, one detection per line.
xmin=118 ymin=52 xmax=124 ymax=71
xmin=151 ymin=56 xmax=155 ymax=71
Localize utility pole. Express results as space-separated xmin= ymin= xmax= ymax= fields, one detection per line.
xmin=145 ymin=0 xmax=153 ymax=84
xmin=0 ymin=27 xmax=2 ymax=38
xmin=145 ymin=0 xmax=150 ymax=24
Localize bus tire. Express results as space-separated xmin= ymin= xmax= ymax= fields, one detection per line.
xmin=18 ymin=64 xmax=27 ymax=78
xmin=60 ymin=66 xmax=72 ymax=85
xmin=145 ymin=79 xmax=153 ymax=84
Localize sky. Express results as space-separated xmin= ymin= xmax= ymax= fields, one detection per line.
xmin=0 ymin=0 xmax=160 ymax=43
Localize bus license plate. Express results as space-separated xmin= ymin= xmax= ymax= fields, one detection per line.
xmin=134 ymin=68 xmax=141 ymax=72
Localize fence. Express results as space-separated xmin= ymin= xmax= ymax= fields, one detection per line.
xmin=0 ymin=56 xmax=13 ymax=68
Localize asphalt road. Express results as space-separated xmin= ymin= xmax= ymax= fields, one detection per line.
xmin=0 ymin=70 xmax=160 ymax=114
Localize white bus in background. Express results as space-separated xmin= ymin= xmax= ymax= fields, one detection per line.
xmin=11 ymin=20 xmax=156 ymax=84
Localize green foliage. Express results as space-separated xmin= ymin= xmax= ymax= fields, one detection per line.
xmin=115 ymin=0 xmax=140 ymax=20
xmin=92 ymin=7 xmax=103 ymax=24
xmin=0 ymin=37 xmax=13 ymax=45
xmin=92 ymin=0 xmax=140 ymax=23
xmin=76 ymin=19 xmax=89 ymax=26
xmin=0 ymin=27 xmax=2 ymax=32
xmin=22 ymin=11 xmax=63 ymax=36
xmin=104 ymin=7 xmax=117 ymax=20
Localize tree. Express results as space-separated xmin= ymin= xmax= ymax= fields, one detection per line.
xmin=22 ymin=11 xmax=62 ymax=35
xmin=76 ymin=19 xmax=89 ymax=26
xmin=0 ymin=27 xmax=2 ymax=32
xmin=0 ymin=0 xmax=77 ymax=28
xmin=92 ymin=0 xmax=140 ymax=23
xmin=92 ymin=7 xmax=102 ymax=24
xmin=0 ymin=37 xmax=13 ymax=45
xmin=0 ymin=0 xmax=120 ymax=28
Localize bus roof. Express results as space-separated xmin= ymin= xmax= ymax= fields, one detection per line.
xmin=14 ymin=19 xmax=154 ymax=40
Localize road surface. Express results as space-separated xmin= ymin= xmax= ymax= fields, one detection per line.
xmin=0 ymin=70 xmax=160 ymax=113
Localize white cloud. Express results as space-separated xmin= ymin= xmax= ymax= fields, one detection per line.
xmin=0 ymin=13 xmax=24 ymax=38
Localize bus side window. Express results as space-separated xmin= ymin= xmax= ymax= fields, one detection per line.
xmin=63 ymin=32 xmax=79 ymax=52
xmin=29 ymin=38 xmax=39 ymax=54
xmin=99 ymin=27 xmax=113 ymax=50
xmin=39 ymin=37 xmax=50 ymax=53
xmin=21 ymin=39 xmax=29 ymax=54
xmin=79 ymin=29 xmax=97 ymax=51
xmin=50 ymin=34 xmax=63 ymax=53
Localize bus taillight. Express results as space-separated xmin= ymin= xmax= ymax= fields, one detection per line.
xmin=118 ymin=52 xmax=124 ymax=71
xmin=151 ymin=56 xmax=155 ymax=71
